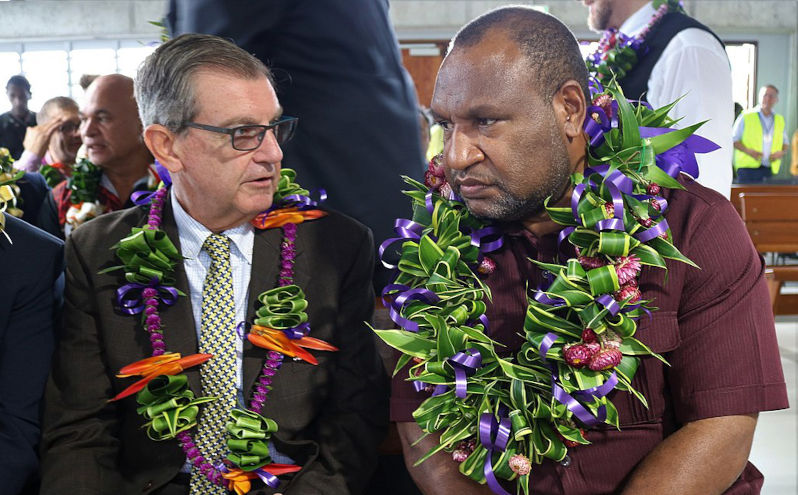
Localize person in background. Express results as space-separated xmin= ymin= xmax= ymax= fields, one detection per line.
xmin=167 ymin=0 xmax=425 ymax=292
xmin=582 ymin=0 xmax=733 ymax=198
xmin=733 ymin=85 xmax=790 ymax=183
xmin=791 ymin=129 xmax=798 ymax=176
xmin=14 ymin=97 xmax=82 ymax=187
xmin=0 ymin=212 xmax=64 ymax=495
xmin=0 ymin=75 xmax=37 ymax=160
xmin=46 ymin=74 xmax=156 ymax=235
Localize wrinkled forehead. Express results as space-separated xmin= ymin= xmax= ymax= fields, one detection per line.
xmin=432 ymin=40 xmax=538 ymax=115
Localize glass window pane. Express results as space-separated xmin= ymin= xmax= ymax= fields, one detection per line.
xmin=70 ymin=48 xmax=117 ymax=85
xmin=117 ymin=45 xmax=156 ymax=77
xmin=22 ymin=50 xmax=69 ymax=112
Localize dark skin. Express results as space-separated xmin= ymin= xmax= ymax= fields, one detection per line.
xmin=399 ymin=30 xmax=758 ymax=495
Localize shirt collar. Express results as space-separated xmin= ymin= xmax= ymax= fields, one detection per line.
xmin=170 ymin=190 xmax=254 ymax=264
xmin=619 ymin=1 xmax=656 ymax=37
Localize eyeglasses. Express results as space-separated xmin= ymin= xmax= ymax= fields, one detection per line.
xmin=59 ymin=121 xmax=80 ymax=134
xmin=184 ymin=116 xmax=298 ymax=151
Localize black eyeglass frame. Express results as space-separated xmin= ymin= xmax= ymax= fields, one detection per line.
xmin=183 ymin=116 xmax=298 ymax=151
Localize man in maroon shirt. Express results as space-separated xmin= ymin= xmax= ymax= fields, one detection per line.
xmin=391 ymin=7 xmax=788 ymax=495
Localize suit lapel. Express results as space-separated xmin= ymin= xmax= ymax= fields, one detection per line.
xmin=242 ymin=225 xmax=284 ymax=397
xmin=158 ymin=192 xmax=202 ymax=394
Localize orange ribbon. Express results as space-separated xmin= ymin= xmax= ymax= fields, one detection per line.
xmin=223 ymin=464 xmax=302 ymax=495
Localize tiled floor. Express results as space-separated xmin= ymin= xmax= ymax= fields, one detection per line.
xmin=748 ymin=316 xmax=797 ymax=494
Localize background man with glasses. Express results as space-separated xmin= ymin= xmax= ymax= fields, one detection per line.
xmin=14 ymin=96 xmax=82 ymax=186
xmin=40 ymin=33 xmax=387 ymax=495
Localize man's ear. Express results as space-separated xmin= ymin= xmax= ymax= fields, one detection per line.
xmin=143 ymin=124 xmax=184 ymax=173
xmin=553 ymin=80 xmax=587 ymax=140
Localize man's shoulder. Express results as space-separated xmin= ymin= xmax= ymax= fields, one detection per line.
xmin=1 ymin=213 xmax=63 ymax=260
xmin=302 ymin=207 xmax=372 ymax=239
xmin=69 ymin=205 xmax=148 ymax=250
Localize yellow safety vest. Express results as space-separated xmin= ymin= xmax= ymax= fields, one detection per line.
xmin=734 ymin=110 xmax=785 ymax=174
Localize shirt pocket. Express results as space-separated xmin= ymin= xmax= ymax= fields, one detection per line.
xmin=613 ymin=310 xmax=681 ymax=426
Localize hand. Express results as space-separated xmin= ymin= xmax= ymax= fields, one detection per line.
xmin=749 ymin=149 xmax=762 ymax=161
xmin=23 ymin=118 xmax=63 ymax=158
xmin=770 ymin=150 xmax=785 ymax=160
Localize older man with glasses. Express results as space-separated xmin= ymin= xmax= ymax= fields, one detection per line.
xmin=15 ymin=96 xmax=83 ymax=186
xmin=40 ymin=33 xmax=387 ymax=495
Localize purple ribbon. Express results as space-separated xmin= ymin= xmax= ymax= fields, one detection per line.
xmin=639 ymin=126 xmax=720 ymax=180
xmin=378 ymin=218 xmax=426 ymax=269
xmin=584 ymin=105 xmax=612 ymax=147
xmin=479 ymin=412 xmax=513 ymax=495
xmin=585 ymin=165 xmax=635 ymax=195
xmin=571 ymin=184 xmax=587 ymax=225
xmin=596 ymin=294 xmax=621 ymax=317
xmin=381 ymin=284 xmax=440 ymax=332
xmin=449 ymin=349 xmax=482 ymax=399
xmin=470 ymin=225 xmax=504 ymax=253
xmin=532 ymin=289 xmax=567 ymax=308
xmin=539 ymin=333 xmax=618 ymax=427
xmin=280 ymin=189 xmax=327 ymax=209
xmin=282 ymin=322 xmax=310 ymax=340
xmin=253 ymin=468 xmax=280 ymax=489
xmin=634 ymin=218 xmax=669 ymax=242
xmin=116 ymin=280 xmax=178 ymax=315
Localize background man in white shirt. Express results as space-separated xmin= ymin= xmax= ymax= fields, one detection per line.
xmin=582 ymin=0 xmax=734 ymax=198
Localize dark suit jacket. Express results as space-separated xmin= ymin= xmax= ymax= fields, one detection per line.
xmin=15 ymin=172 xmax=61 ymax=239
xmin=0 ymin=214 xmax=63 ymax=495
xmin=167 ymin=0 xmax=424 ymax=290
xmin=40 ymin=197 xmax=387 ymax=494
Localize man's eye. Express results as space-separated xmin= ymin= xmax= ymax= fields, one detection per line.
xmin=477 ymin=118 xmax=497 ymax=126
xmin=436 ymin=120 xmax=451 ymax=131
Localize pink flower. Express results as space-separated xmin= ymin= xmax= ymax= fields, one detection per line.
xmin=615 ymin=284 xmax=641 ymax=303
xmin=440 ymin=182 xmax=454 ymax=199
xmin=581 ymin=328 xmax=598 ymax=344
xmin=614 ymin=255 xmax=641 ymax=285
xmin=428 ymin=154 xmax=445 ymax=177
xmin=508 ymin=454 xmax=531 ymax=476
xmin=477 ymin=257 xmax=496 ymax=275
xmin=424 ymin=171 xmax=443 ymax=190
xmin=647 ymin=183 xmax=661 ymax=196
xmin=650 ymin=198 xmax=661 ymax=211
xmin=603 ymin=202 xmax=615 ymax=218
xmin=588 ymin=348 xmax=623 ymax=371
xmin=638 ymin=217 xmax=653 ymax=228
xmin=598 ymin=329 xmax=622 ymax=349
xmin=563 ymin=343 xmax=593 ymax=368
xmin=452 ymin=449 xmax=469 ymax=463
xmin=578 ymin=256 xmax=606 ymax=270
xmin=592 ymin=94 xmax=613 ymax=117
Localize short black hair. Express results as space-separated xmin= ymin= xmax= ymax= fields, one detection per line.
xmin=451 ymin=6 xmax=589 ymax=102
xmin=6 ymin=75 xmax=31 ymax=93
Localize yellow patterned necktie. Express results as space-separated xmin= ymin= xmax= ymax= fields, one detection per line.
xmin=190 ymin=233 xmax=237 ymax=494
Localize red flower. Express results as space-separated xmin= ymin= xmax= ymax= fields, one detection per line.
xmin=598 ymin=329 xmax=622 ymax=350
xmin=428 ymin=154 xmax=445 ymax=178
xmin=564 ymin=343 xmax=593 ymax=368
xmin=581 ymin=328 xmax=598 ymax=344
xmin=477 ymin=257 xmax=496 ymax=275
xmin=588 ymin=348 xmax=623 ymax=371
xmin=578 ymin=256 xmax=606 ymax=270
xmin=424 ymin=170 xmax=443 ymax=190
xmin=647 ymin=183 xmax=661 ymax=196
xmin=615 ymin=284 xmax=641 ymax=303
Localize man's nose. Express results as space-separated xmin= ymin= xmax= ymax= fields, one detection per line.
xmin=253 ymin=128 xmax=284 ymax=164
xmin=445 ymin=127 xmax=484 ymax=171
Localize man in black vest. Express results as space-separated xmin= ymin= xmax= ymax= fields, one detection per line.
xmin=582 ymin=0 xmax=733 ymax=199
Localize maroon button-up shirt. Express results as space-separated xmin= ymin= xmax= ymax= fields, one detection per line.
xmin=390 ymin=178 xmax=788 ymax=494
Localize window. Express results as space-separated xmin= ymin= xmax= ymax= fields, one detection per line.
xmin=0 ymin=39 xmax=157 ymax=112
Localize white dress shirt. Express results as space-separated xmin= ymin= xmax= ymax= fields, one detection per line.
xmin=620 ymin=2 xmax=734 ymax=198
xmin=171 ymin=191 xmax=254 ymax=390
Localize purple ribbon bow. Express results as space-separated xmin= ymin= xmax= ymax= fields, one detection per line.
xmin=116 ymin=280 xmax=179 ymax=315
xmin=449 ymin=348 xmax=482 ymax=399
xmin=381 ymin=284 xmax=440 ymax=332
xmin=539 ymin=333 xmax=617 ymax=427
xmin=479 ymin=411 xmax=513 ymax=495
xmin=639 ymin=126 xmax=720 ymax=180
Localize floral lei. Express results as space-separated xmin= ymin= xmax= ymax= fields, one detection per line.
xmin=375 ymin=82 xmax=718 ymax=494
xmin=0 ymin=147 xmax=24 ymax=241
xmin=586 ymin=0 xmax=685 ymax=82
xmin=105 ymin=167 xmax=332 ymax=494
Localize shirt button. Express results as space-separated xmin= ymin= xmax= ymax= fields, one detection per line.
xmin=560 ymin=455 xmax=571 ymax=467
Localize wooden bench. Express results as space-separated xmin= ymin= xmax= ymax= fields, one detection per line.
xmin=738 ymin=192 xmax=798 ymax=314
